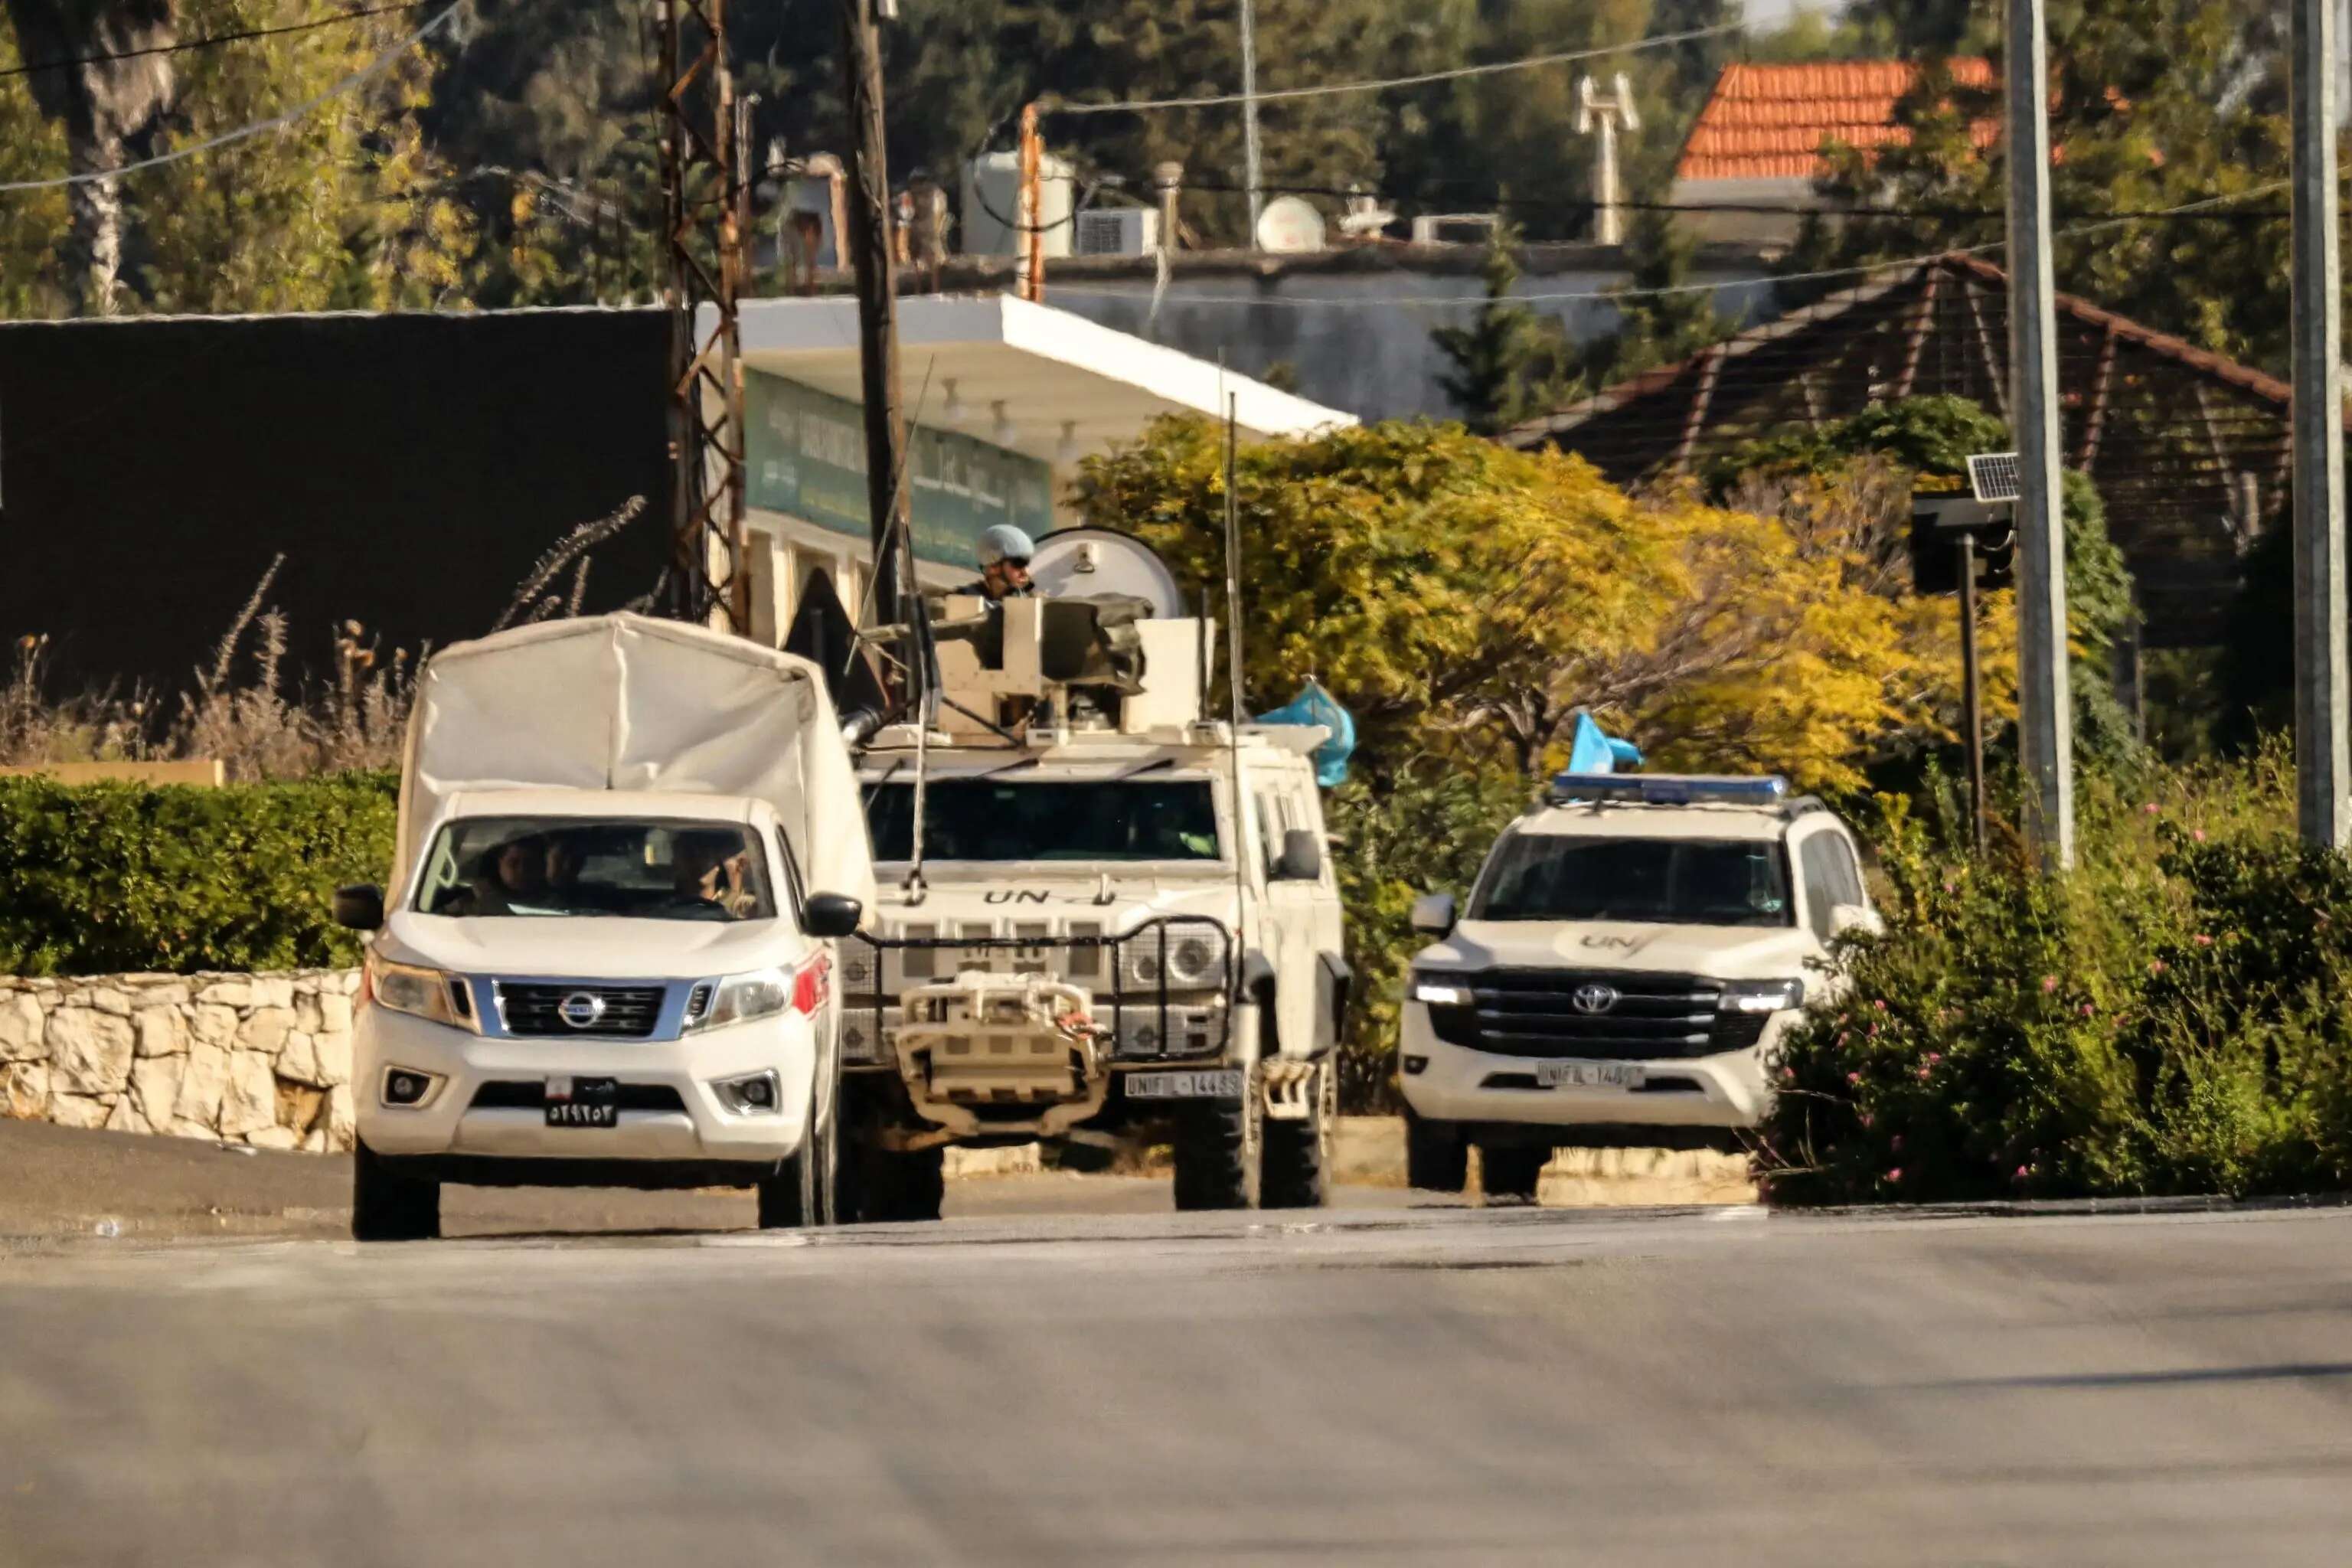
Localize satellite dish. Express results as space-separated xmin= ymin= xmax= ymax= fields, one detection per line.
xmin=1028 ymin=528 xmax=1188 ymax=619
xmin=1255 ymin=194 xmax=1327 ymax=254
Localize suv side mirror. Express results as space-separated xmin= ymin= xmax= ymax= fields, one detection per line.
xmin=802 ymin=891 xmax=864 ymax=939
xmin=1828 ymin=903 xmax=1880 ymax=939
xmin=332 ymin=884 xmax=384 ymax=932
xmin=1410 ymin=893 xmax=1457 ymax=936
xmin=1275 ymin=828 xmax=1323 ymax=881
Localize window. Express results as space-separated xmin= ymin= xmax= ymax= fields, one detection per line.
xmin=413 ymin=817 xmax=775 ymax=922
xmin=1826 ymin=835 xmax=1867 ymax=910
xmin=1470 ymin=834 xmax=1793 ymax=928
xmin=865 ymin=780 xmax=1221 ymax=862
xmin=1797 ymin=833 xmax=1844 ymax=942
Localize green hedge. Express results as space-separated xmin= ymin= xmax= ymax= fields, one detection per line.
xmin=1758 ymin=751 xmax=2352 ymax=1205
xmin=0 ymin=773 xmax=397 ymax=976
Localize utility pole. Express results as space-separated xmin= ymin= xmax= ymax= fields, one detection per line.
xmin=1238 ymin=0 xmax=1263 ymax=242
xmin=659 ymin=0 xmax=749 ymax=631
xmin=1019 ymin=103 xmax=1045 ymax=304
xmin=2291 ymin=0 xmax=2350 ymax=848
xmin=2003 ymin=0 xmax=2073 ymax=869
xmin=838 ymin=0 xmax=908 ymax=630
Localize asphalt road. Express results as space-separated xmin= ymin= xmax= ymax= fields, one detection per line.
xmin=6 ymin=1200 xmax=2352 ymax=1566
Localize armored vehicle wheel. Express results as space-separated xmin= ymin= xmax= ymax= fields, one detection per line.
xmin=1259 ymin=1058 xmax=1334 ymax=1210
xmin=839 ymin=1144 xmax=945 ymax=1223
xmin=1172 ymin=1080 xmax=1262 ymax=1211
xmin=1403 ymin=1107 xmax=1468 ymax=1194
xmin=1479 ymin=1143 xmax=1550 ymax=1204
xmin=351 ymin=1142 xmax=440 ymax=1242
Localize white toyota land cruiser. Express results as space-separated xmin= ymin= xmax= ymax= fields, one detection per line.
xmin=1397 ymin=773 xmax=1876 ymax=1200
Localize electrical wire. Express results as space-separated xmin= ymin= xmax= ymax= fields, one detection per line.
xmin=0 ymin=0 xmax=466 ymax=193
xmin=1049 ymin=18 xmax=1760 ymax=116
xmin=1038 ymin=182 xmax=2290 ymax=312
xmin=0 ymin=1 xmax=434 ymax=80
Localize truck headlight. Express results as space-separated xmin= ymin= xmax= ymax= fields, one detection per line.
xmin=688 ymin=956 xmax=830 ymax=1033
xmin=1719 ymin=978 xmax=1805 ymax=1014
xmin=368 ymin=958 xmax=474 ymax=1031
xmin=1410 ymin=972 xmax=1475 ymax=1008
xmin=1125 ymin=931 xmax=1227 ymax=991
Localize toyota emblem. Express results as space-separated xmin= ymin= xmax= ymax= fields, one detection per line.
xmin=557 ymin=991 xmax=607 ymax=1029
xmin=1571 ymin=983 xmax=1621 ymax=1015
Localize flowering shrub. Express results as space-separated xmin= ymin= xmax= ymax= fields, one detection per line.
xmin=1758 ymin=747 xmax=2352 ymax=1204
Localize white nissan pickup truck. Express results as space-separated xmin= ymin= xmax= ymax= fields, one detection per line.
xmin=1398 ymin=773 xmax=1877 ymax=1200
xmin=333 ymin=612 xmax=877 ymax=1240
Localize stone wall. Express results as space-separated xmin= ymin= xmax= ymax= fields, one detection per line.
xmin=0 ymin=972 xmax=360 ymax=1152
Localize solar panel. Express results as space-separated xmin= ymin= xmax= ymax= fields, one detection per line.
xmin=1967 ymin=452 xmax=2023 ymax=503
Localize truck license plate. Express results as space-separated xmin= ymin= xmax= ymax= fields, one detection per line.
xmin=545 ymin=1075 xmax=619 ymax=1128
xmin=1535 ymin=1060 xmax=1646 ymax=1090
xmin=1124 ymin=1070 xmax=1244 ymax=1101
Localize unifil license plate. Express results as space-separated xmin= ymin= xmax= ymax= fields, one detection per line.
xmin=1535 ymin=1060 xmax=1646 ymax=1090
xmin=546 ymin=1075 xmax=620 ymax=1128
xmin=1124 ymin=1070 xmax=1244 ymax=1101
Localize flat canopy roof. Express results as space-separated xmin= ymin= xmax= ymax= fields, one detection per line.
xmin=732 ymin=292 xmax=1354 ymax=468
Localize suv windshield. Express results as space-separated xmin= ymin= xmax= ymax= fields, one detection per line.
xmin=866 ymin=779 xmax=1220 ymax=862
xmin=413 ymin=817 xmax=775 ymax=921
xmin=1472 ymin=833 xmax=1792 ymax=927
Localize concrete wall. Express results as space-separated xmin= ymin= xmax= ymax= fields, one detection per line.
xmin=0 ymin=972 xmax=359 ymax=1152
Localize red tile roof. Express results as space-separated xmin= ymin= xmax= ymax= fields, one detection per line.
xmin=1674 ymin=60 xmax=1996 ymax=183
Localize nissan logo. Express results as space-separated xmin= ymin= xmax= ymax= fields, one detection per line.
xmin=1571 ymin=983 xmax=1621 ymax=1016
xmin=557 ymin=991 xmax=607 ymax=1030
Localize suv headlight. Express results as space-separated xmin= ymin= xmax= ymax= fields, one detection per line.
xmin=1124 ymin=931 xmax=1227 ymax=991
xmin=1409 ymin=970 xmax=1475 ymax=1008
xmin=368 ymin=958 xmax=475 ymax=1030
xmin=1719 ymin=978 xmax=1805 ymax=1014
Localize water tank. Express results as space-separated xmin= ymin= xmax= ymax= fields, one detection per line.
xmin=962 ymin=150 xmax=1075 ymax=260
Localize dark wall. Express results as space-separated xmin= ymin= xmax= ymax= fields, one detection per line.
xmin=0 ymin=308 xmax=673 ymax=688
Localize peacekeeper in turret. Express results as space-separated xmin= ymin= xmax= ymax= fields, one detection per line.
xmin=959 ymin=524 xmax=1037 ymax=602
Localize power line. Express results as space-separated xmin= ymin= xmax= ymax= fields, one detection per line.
xmin=0 ymin=0 xmax=467 ymax=193
xmin=1040 ymin=182 xmax=2290 ymax=311
xmin=0 ymin=1 xmax=433 ymax=80
xmin=1048 ymin=18 xmax=1762 ymax=116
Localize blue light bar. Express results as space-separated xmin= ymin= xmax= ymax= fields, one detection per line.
xmin=1547 ymin=773 xmax=1791 ymax=806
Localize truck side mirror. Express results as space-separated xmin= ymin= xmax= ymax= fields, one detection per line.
xmin=332 ymin=884 xmax=384 ymax=932
xmin=1410 ymin=893 xmax=1456 ymax=936
xmin=802 ymin=892 xmax=864 ymax=939
xmin=1275 ymin=828 xmax=1323 ymax=881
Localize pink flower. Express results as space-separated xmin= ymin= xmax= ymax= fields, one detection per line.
xmin=1891 ymin=1135 xmax=1903 ymax=1153
xmin=1858 ymin=1112 xmax=1873 ymax=1129
xmin=2014 ymin=1165 xmax=2030 ymax=1181
xmin=1847 ymin=1071 xmax=1862 ymax=1086
xmin=1868 ymin=1024 xmax=1880 ymax=1037
xmin=1873 ymin=998 xmax=1887 ymax=1011
xmin=2193 ymin=829 xmax=2207 ymax=843
xmin=2149 ymin=960 xmax=2166 ymax=976
xmin=1917 ymin=1065 xmax=1933 ymax=1081
xmin=1781 ymin=1067 xmax=1796 ymax=1082
xmin=2142 ymin=802 xmax=2160 ymax=815
xmin=2194 ymin=934 xmax=2213 ymax=948
xmin=1887 ymin=1166 xmax=1904 ymax=1182
xmin=2079 ymin=1003 xmax=2096 ymax=1018
xmin=2041 ymin=976 xmax=2059 ymax=993
xmin=1926 ymin=1052 xmax=1943 ymax=1066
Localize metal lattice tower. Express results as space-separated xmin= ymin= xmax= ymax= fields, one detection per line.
xmin=659 ymin=0 xmax=749 ymax=630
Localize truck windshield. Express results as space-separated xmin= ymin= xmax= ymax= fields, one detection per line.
xmin=1472 ymin=835 xmax=1792 ymax=927
xmin=413 ymin=817 xmax=775 ymax=921
xmin=865 ymin=779 xmax=1220 ymax=862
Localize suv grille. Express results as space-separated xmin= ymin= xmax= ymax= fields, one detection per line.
xmin=1426 ymin=970 xmax=1767 ymax=1060
xmin=498 ymin=984 xmax=667 ymax=1038
xmin=469 ymin=1081 xmax=688 ymax=1112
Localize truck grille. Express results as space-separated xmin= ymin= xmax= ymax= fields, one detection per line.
xmin=1425 ymin=970 xmax=1768 ymax=1060
xmin=497 ymin=984 xmax=667 ymax=1039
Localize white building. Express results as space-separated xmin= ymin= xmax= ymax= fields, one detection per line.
xmin=727 ymin=293 xmax=1352 ymax=641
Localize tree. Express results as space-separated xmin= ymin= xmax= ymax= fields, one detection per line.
xmin=1576 ymin=207 xmax=1728 ymax=390
xmin=0 ymin=0 xmax=477 ymax=315
xmin=1783 ymin=2 xmax=2295 ymax=372
xmin=1430 ymin=221 xmax=1573 ymax=433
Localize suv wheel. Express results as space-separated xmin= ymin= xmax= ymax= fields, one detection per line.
xmin=1403 ymin=1106 xmax=1468 ymax=1194
xmin=1479 ymin=1143 xmax=1550 ymax=1204
xmin=1173 ymin=1067 xmax=1263 ymax=1211
xmin=1260 ymin=1057 xmax=1334 ymax=1210
xmin=351 ymin=1141 xmax=439 ymax=1242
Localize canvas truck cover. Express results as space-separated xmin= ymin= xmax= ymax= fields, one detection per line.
xmin=393 ymin=613 xmax=876 ymax=918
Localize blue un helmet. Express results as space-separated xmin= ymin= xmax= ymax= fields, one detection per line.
xmin=977 ymin=524 xmax=1036 ymax=567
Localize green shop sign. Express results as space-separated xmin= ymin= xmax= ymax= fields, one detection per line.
xmin=746 ymin=372 xmax=1054 ymax=567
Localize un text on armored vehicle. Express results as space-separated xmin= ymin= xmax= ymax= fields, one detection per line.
xmin=838 ymin=531 xmax=1350 ymax=1218
xmin=1399 ymin=770 xmax=1877 ymax=1202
